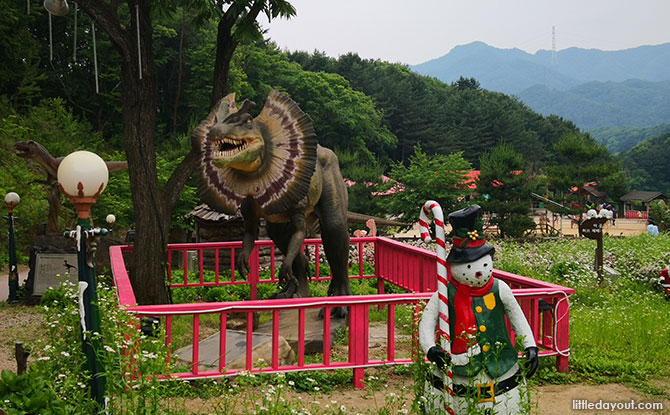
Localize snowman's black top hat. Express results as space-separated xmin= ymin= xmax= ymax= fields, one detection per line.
xmin=447 ymin=205 xmax=495 ymax=263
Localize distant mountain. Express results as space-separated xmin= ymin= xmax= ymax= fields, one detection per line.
xmin=591 ymin=123 xmax=670 ymax=154
xmin=516 ymin=79 xmax=670 ymax=131
xmin=411 ymin=41 xmax=670 ymax=94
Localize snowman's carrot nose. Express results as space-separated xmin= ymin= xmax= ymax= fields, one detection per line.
xmin=475 ymin=271 xmax=483 ymax=278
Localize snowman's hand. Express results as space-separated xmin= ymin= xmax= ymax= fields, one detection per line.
xmin=427 ymin=345 xmax=451 ymax=369
xmin=524 ymin=346 xmax=539 ymax=378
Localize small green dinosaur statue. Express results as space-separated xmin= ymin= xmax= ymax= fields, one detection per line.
xmin=193 ymin=90 xmax=351 ymax=314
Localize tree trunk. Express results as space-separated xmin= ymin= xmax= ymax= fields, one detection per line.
xmin=210 ymin=17 xmax=237 ymax=107
xmin=118 ymin=0 xmax=169 ymax=305
xmin=172 ymin=10 xmax=186 ymax=134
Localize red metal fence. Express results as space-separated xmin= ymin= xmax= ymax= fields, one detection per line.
xmin=110 ymin=237 xmax=574 ymax=387
xmin=624 ymin=210 xmax=648 ymax=220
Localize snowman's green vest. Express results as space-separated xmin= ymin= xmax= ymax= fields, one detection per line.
xmin=447 ymin=279 xmax=519 ymax=377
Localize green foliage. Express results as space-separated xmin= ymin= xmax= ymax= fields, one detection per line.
xmin=287 ymin=51 xmax=577 ymax=169
xmin=232 ymin=42 xmax=396 ymax=167
xmin=0 ymin=0 xmax=45 ymax=111
xmin=649 ymin=200 xmax=670 ymax=231
xmin=0 ymin=98 xmax=110 ymax=257
xmin=547 ymin=132 xmax=629 ymax=202
xmin=478 ymin=142 xmax=539 ymax=238
xmin=0 ymin=370 xmax=70 ymax=414
xmin=518 ymin=79 xmax=670 ymax=132
xmin=495 ymin=234 xmax=670 ymax=387
xmin=591 ymin=123 xmax=670 ymax=154
xmin=618 ymin=132 xmax=670 ymax=194
xmin=381 ymin=145 xmax=472 ymax=222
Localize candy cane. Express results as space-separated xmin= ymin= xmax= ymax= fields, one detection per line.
xmin=419 ymin=200 xmax=454 ymax=414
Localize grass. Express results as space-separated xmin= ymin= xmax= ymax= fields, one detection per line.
xmin=494 ymin=233 xmax=670 ymax=396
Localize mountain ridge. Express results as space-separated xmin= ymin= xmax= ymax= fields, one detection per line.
xmin=411 ymin=41 xmax=670 ymax=94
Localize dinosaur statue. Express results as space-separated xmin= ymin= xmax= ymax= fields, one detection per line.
xmin=193 ymin=90 xmax=351 ymax=315
xmin=15 ymin=141 xmax=128 ymax=234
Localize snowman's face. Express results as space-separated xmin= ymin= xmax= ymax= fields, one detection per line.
xmin=450 ymin=254 xmax=493 ymax=288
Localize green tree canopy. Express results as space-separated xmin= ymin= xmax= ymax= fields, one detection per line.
xmin=547 ymin=132 xmax=629 ymax=205
xmin=380 ymin=145 xmax=472 ymax=222
xmin=478 ymin=143 xmax=539 ymax=237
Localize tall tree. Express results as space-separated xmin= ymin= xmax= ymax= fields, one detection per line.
xmin=547 ymin=132 xmax=629 ymax=207
xmin=75 ymin=0 xmax=294 ymax=304
xmin=478 ymin=143 xmax=538 ymax=238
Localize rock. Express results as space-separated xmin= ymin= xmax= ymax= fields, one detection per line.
xmin=227 ymin=335 xmax=295 ymax=369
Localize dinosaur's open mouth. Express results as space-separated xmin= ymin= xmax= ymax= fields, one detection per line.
xmin=14 ymin=144 xmax=30 ymax=157
xmin=214 ymin=137 xmax=251 ymax=157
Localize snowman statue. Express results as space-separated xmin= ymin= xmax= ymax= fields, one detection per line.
xmin=418 ymin=204 xmax=538 ymax=414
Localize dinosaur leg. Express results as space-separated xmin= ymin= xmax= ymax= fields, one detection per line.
xmin=311 ymin=148 xmax=352 ymax=318
xmin=267 ymin=221 xmax=311 ymax=298
xmin=319 ymin=216 xmax=351 ymax=318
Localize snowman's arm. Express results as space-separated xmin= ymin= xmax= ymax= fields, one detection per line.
xmin=419 ymin=291 xmax=440 ymax=354
xmin=498 ymin=280 xmax=537 ymax=348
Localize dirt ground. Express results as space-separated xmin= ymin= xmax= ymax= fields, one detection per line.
xmin=181 ymin=374 xmax=670 ymax=415
xmin=547 ymin=216 xmax=648 ymax=238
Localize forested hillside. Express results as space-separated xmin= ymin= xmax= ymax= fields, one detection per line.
xmin=591 ymin=124 xmax=670 ymax=154
xmin=618 ymin=132 xmax=670 ymax=193
xmin=517 ymin=80 xmax=670 ymax=131
xmin=286 ymin=51 xmax=582 ymax=168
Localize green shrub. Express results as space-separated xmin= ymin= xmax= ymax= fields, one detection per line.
xmin=0 ymin=370 xmax=72 ymax=414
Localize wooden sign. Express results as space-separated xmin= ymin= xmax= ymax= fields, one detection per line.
xmin=33 ymin=253 xmax=79 ymax=296
xmin=579 ymin=217 xmax=608 ymax=240
xmin=579 ymin=217 xmax=608 ymax=284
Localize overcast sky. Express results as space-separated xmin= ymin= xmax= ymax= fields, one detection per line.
xmin=259 ymin=0 xmax=670 ymax=66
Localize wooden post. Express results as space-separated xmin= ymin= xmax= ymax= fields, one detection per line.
xmin=596 ymin=237 xmax=604 ymax=284
xmin=579 ymin=217 xmax=608 ymax=284
xmin=15 ymin=341 xmax=29 ymax=375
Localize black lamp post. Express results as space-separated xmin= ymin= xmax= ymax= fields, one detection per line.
xmin=5 ymin=192 xmax=20 ymax=304
xmin=57 ymin=150 xmax=108 ymax=408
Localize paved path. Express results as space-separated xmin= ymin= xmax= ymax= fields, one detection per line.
xmin=0 ymin=270 xmax=28 ymax=302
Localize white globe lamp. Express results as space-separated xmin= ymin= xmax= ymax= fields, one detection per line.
xmin=57 ymin=151 xmax=109 ymax=219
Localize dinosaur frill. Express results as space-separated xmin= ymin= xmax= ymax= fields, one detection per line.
xmin=193 ymin=90 xmax=318 ymax=216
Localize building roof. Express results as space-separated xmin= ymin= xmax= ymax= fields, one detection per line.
xmin=185 ymin=204 xmax=241 ymax=223
xmin=620 ymin=190 xmax=667 ymax=203
xmin=581 ymin=185 xmax=606 ymax=199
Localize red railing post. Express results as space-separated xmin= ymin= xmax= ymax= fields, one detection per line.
xmin=349 ymin=304 xmax=369 ymax=388
xmin=192 ymin=315 xmax=200 ymax=375
xmin=250 ymin=245 xmax=259 ymax=300
xmin=219 ymin=313 xmax=227 ymax=373
xmin=555 ymin=297 xmax=571 ymax=373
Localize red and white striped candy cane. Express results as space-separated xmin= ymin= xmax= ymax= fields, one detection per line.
xmin=419 ymin=200 xmax=454 ymax=414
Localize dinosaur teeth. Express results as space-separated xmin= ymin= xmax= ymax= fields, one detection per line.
xmin=212 ymin=140 xmax=252 ymax=158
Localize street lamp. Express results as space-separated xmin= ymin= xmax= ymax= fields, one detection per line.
xmin=57 ymin=151 xmax=108 ymax=408
xmin=5 ymin=192 xmax=20 ymax=303
xmin=105 ymin=214 xmax=115 ymax=235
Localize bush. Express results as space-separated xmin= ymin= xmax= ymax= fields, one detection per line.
xmin=0 ymin=370 xmax=72 ymax=415
xmin=497 ymin=215 xmax=537 ymax=238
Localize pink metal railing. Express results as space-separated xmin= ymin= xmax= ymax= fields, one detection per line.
xmin=110 ymin=237 xmax=574 ymax=387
